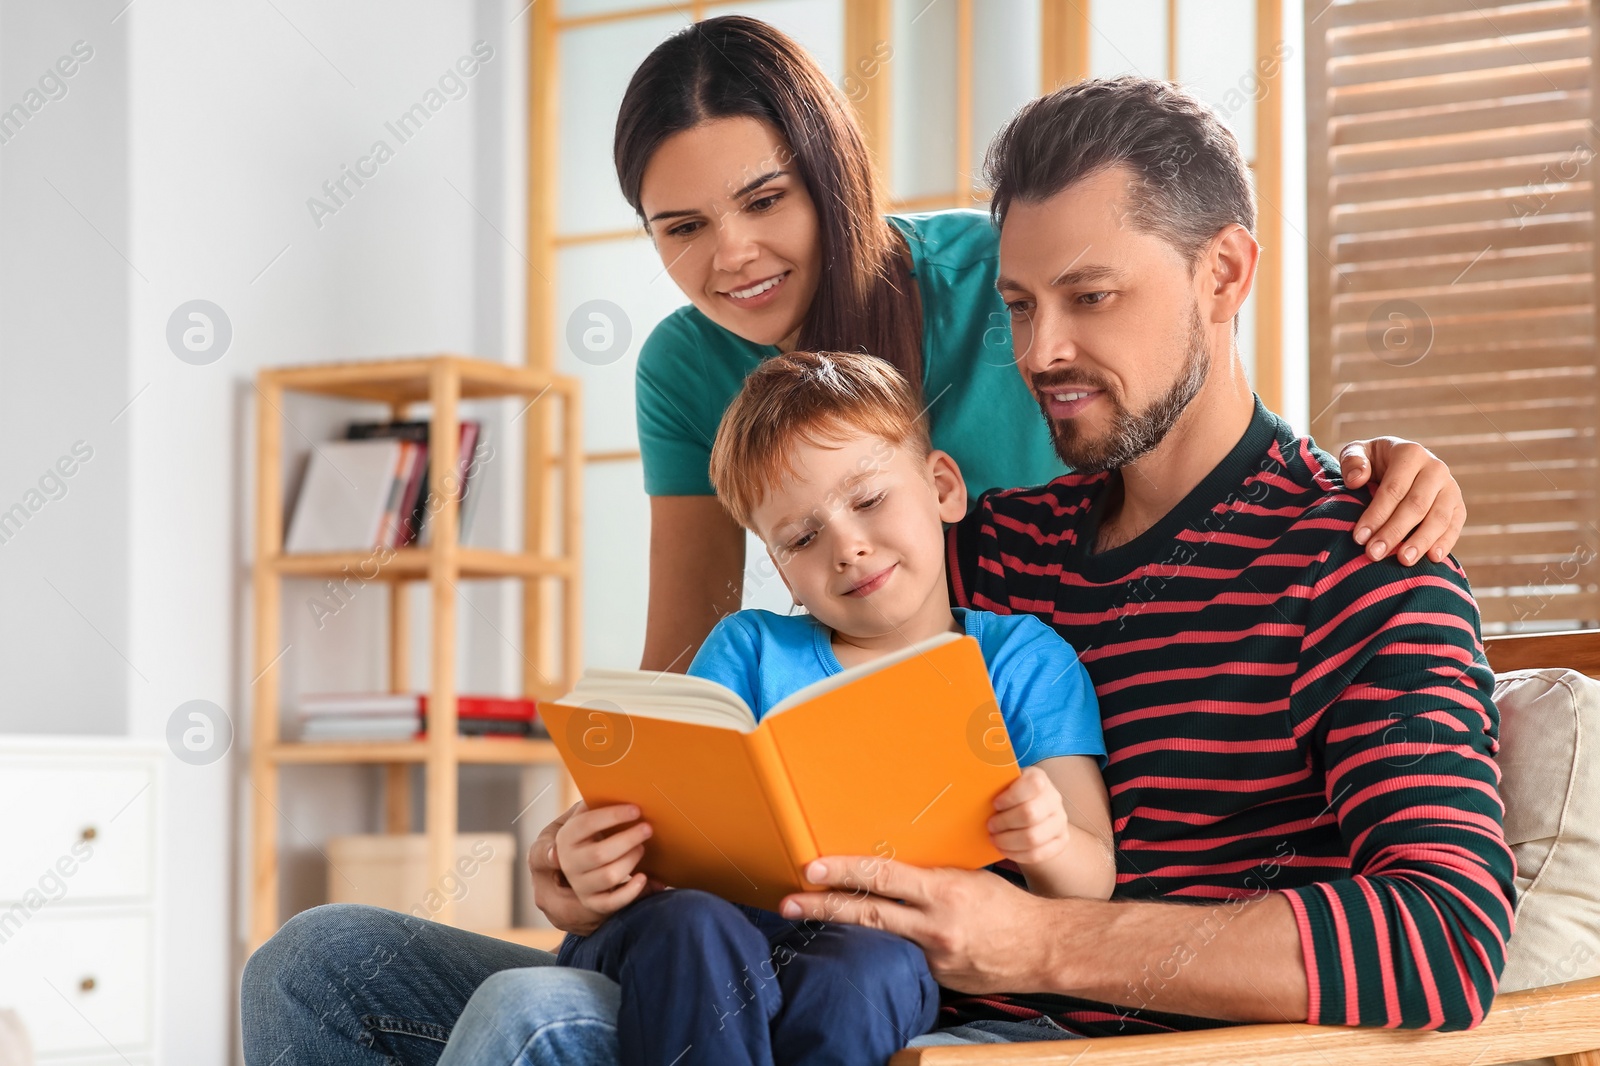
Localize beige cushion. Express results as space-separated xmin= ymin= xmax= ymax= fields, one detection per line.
xmin=1493 ymin=668 xmax=1600 ymax=993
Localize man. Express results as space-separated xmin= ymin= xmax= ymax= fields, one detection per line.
xmin=241 ymin=78 xmax=1513 ymax=1060
xmin=776 ymin=75 xmax=1515 ymax=1037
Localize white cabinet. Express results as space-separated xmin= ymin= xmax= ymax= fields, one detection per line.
xmin=0 ymin=739 xmax=160 ymax=1064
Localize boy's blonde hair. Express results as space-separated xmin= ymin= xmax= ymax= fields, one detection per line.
xmin=708 ymin=350 xmax=932 ymax=531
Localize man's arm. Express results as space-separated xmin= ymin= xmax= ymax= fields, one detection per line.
xmin=1272 ymin=546 xmax=1515 ymax=1031
xmin=779 ymin=856 xmax=1310 ymax=1023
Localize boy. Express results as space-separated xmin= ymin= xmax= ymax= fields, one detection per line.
xmin=553 ymin=351 xmax=1114 ymax=1066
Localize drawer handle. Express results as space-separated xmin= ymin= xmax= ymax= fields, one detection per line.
xmin=79 ymin=976 xmax=96 ymax=993
xmin=79 ymin=826 xmax=97 ymax=843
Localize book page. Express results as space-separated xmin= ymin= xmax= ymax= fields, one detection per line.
xmin=766 ymin=630 xmax=963 ymax=718
xmin=559 ymin=669 xmax=757 ymax=730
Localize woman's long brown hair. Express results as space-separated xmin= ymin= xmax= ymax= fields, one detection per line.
xmin=614 ymin=15 xmax=923 ymax=394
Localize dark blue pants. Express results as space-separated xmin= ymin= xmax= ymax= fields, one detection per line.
xmin=557 ymin=889 xmax=939 ymax=1066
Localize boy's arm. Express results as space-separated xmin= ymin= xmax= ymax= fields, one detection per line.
xmin=990 ymin=755 xmax=1116 ymax=900
xmin=979 ymin=613 xmax=1111 ymax=898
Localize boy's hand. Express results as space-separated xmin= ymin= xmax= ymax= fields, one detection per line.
xmin=987 ymin=766 xmax=1071 ymax=866
xmin=530 ymin=804 xmax=611 ymax=935
xmin=552 ymin=801 xmax=657 ymax=918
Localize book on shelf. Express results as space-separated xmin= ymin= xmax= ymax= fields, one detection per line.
xmin=283 ymin=439 xmax=410 ymax=554
xmin=345 ymin=419 xmax=483 ymax=547
xmin=540 ymin=633 xmax=1019 ymax=911
xmin=282 ymin=421 xmax=486 ymax=556
xmin=294 ymin=692 xmax=540 ymax=741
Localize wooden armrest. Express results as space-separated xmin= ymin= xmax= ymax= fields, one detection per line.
xmin=1485 ymin=629 xmax=1600 ymax=678
xmin=890 ymin=976 xmax=1600 ymax=1065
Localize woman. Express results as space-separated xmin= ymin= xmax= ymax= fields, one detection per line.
xmin=625 ymin=15 xmax=1465 ymax=672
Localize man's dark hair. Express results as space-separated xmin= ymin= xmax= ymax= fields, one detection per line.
xmin=984 ymin=76 xmax=1256 ymax=265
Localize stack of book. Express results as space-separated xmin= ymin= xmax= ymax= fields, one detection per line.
xmin=284 ymin=420 xmax=484 ymax=554
xmin=296 ymin=693 xmax=542 ymax=741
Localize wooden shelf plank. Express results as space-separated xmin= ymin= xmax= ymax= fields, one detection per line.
xmin=266 ymin=738 xmax=563 ymax=765
xmin=456 ymin=736 xmax=564 ymax=765
xmin=267 ymin=548 xmax=572 ymax=580
xmin=261 ymin=354 xmax=574 ymax=405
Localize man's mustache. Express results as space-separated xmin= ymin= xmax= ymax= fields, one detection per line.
xmin=1030 ymin=371 xmax=1114 ymax=397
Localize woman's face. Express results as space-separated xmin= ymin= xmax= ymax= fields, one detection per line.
xmin=638 ymin=116 xmax=823 ymax=349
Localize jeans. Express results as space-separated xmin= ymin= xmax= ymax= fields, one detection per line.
xmin=242 ymin=903 xmax=1081 ymax=1065
xmin=556 ymin=889 xmax=939 ymax=1066
xmin=240 ymin=903 xmax=565 ymax=1065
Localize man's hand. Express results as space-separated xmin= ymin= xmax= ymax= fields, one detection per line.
xmin=530 ymin=802 xmax=656 ymax=936
xmin=1339 ymin=437 xmax=1465 ymax=566
xmin=778 ymin=856 xmax=1055 ymax=995
xmin=780 ymin=855 xmax=1310 ymax=1023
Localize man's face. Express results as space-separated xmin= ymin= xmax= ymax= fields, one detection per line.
xmin=749 ymin=431 xmax=965 ymax=642
xmin=997 ymin=167 xmax=1213 ymax=473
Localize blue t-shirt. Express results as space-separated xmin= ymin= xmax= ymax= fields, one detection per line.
xmin=686 ymin=608 xmax=1104 ymax=767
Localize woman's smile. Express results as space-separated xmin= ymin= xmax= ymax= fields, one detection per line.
xmin=719 ymin=270 xmax=791 ymax=309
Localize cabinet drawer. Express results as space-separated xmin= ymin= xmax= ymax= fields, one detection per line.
xmin=0 ymin=910 xmax=152 ymax=1057
xmin=0 ymin=762 xmax=153 ymax=902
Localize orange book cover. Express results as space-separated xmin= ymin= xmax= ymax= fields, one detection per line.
xmin=540 ymin=633 xmax=1020 ymax=911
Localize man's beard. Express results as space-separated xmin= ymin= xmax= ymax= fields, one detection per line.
xmin=1035 ymin=304 xmax=1210 ymax=474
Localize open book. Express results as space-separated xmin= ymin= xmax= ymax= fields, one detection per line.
xmin=540 ymin=633 xmax=1020 ymax=911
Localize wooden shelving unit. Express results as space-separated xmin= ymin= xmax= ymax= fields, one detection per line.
xmin=248 ymin=354 xmax=581 ymax=954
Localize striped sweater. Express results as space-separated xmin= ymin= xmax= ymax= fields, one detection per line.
xmin=943 ymin=399 xmax=1516 ymax=1035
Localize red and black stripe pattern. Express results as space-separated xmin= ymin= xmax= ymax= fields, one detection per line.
xmin=943 ymin=400 xmax=1515 ymax=1036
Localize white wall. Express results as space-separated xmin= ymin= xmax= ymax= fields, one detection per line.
xmin=0 ymin=1 xmax=132 ymax=735
xmin=121 ymin=1 xmax=527 ymax=1059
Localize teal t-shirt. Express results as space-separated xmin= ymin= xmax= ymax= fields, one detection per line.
xmin=634 ymin=209 xmax=1067 ymax=500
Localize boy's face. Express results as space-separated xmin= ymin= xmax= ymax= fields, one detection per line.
xmin=750 ymin=430 xmax=968 ymax=643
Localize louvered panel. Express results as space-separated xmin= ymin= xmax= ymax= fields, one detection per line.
xmin=1428 ymin=433 xmax=1597 ymax=469
xmin=1336 ymin=155 xmax=1587 ymax=205
xmin=1459 ymin=464 xmax=1593 ymax=499
xmin=1332 ymin=120 xmax=1590 ymax=175
xmin=1310 ymin=0 xmax=1600 ymax=631
xmin=1329 ymin=28 xmax=1588 ymax=87
xmin=1333 ymin=214 xmax=1588 ymax=263
xmin=1331 ymin=90 xmax=1587 ymax=147
xmin=1337 ymin=245 xmax=1589 ymax=292
xmin=1332 ymin=275 xmax=1589 ymax=322
xmin=1334 ymin=368 xmax=1595 ymax=415
xmin=1458 ymin=524 xmax=1599 ymax=558
xmin=1332 ymin=1 xmax=1586 ymax=56
xmin=1479 ymin=593 xmax=1595 ymax=627
xmin=1331 ymin=306 xmax=1592 ymax=355
xmin=1332 ymin=401 xmax=1597 ymax=449
xmin=1331 ymin=336 xmax=1593 ymax=382
xmin=1468 ymin=560 xmax=1599 ymax=587
xmin=1331 ymin=355 xmax=1593 ymax=388
xmin=1334 ymin=183 xmax=1590 ymax=234
xmin=1330 ymin=0 xmax=1550 ymax=29
xmin=1332 ymin=59 xmax=1588 ymax=117
xmin=1381 ymin=440 xmax=1597 ymax=478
